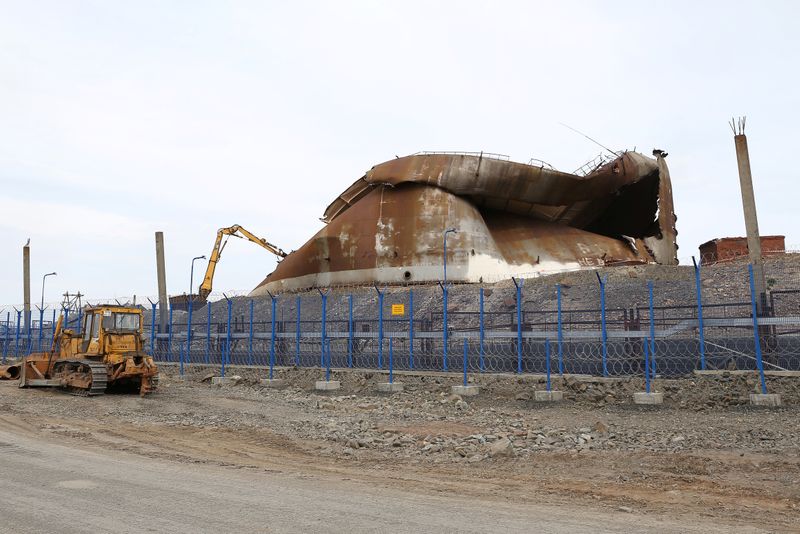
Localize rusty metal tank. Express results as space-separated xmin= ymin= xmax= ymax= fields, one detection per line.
xmin=252 ymin=150 xmax=677 ymax=294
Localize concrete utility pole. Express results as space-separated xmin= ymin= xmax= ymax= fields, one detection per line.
xmin=731 ymin=117 xmax=766 ymax=312
xmin=23 ymin=239 xmax=31 ymax=336
xmin=155 ymin=232 xmax=169 ymax=335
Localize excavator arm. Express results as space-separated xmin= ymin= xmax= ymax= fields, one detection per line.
xmin=198 ymin=225 xmax=287 ymax=299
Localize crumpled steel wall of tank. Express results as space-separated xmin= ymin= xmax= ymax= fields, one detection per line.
xmin=252 ymin=183 xmax=655 ymax=295
xmin=251 ymin=150 xmax=678 ymax=294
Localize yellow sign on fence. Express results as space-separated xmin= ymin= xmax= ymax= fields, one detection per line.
xmin=391 ymin=304 xmax=405 ymax=316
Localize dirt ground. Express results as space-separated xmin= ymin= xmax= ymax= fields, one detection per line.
xmin=1 ymin=364 xmax=799 ymax=532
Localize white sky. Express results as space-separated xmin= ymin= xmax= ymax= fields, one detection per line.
xmin=1 ymin=0 xmax=798 ymax=306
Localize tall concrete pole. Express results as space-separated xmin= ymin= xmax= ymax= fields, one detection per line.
xmin=732 ymin=117 xmax=766 ymax=312
xmin=155 ymin=232 xmax=169 ymax=334
xmin=23 ymin=239 xmax=31 ymax=336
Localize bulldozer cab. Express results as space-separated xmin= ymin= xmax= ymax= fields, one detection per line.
xmin=79 ymin=306 xmax=143 ymax=356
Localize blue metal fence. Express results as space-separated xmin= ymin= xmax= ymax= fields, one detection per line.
xmin=3 ymin=262 xmax=799 ymax=392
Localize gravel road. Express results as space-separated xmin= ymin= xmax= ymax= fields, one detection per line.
xmin=0 ymin=368 xmax=798 ymax=533
xmin=0 ymin=421 xmax=745 ymax=534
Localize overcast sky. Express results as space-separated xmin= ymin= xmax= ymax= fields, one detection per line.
xmin=1 ymin=0 xmax=798 ymax=306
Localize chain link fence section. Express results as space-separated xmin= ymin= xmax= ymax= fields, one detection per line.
xmin=5 ymin=258 xmax=800 ymax=379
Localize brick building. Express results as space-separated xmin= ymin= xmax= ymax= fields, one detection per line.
xmin=699 ymin=236 xmax=785 ymax=265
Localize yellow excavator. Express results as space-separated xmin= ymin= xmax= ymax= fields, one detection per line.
xmin=168 ymin=225 xmax=287 ymax=312
xmin=0 ymin=305 xmax=158 ymax=396
xmin=199 ymin=224 xmax=287 ymax=299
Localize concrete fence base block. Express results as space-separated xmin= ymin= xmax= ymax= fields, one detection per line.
xmin=377 ymin=382 xmax=404 ymax=393
xmin=750 ymin=393 xmax=782 ymax=407
xmin=259 ymin=378 xmax=287 ymax=389
xmin=315 ymin=380 xmax=341 ymax=391
xmin=211 ymin=376 xmax=239 ymax=386
xmin=534 ymin=390 xmax=564 ymax=402
xmin=451 ymin=385 xmax=480 ymax=396
xmin=633 ymin=391 xmax=663 ymax=405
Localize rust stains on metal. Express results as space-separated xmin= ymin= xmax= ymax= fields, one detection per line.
xmin=253 ymin=150 xmax=678 ymax=294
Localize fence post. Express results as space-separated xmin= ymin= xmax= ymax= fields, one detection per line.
xmin=165 ymin=304 xmax=173 ymax=362
xmin=748 ymin=264 xmax=768 ymax=394
xmin=389 ymin=337 xmax=394 ymax=384
xmin=179 ymin=301 xmax=185 ymax=376
xmin=325 ymin=339 xmax=331 ymax=382
xmin=441 ymin=282 xmax=448 ymax=372
xmin=512 ymin=277 xmax=523 ymax=374
xmin=374 ymin=285 xmax=384 ymax=369
xmin=648 ymin=281 xmax=656 ymax=377
xmin=596 ymin=273 xmax=608 ymax=377
xmin=223 ymin=296 xmax=232 ymax=376
xmin=408 ymin=289 xmax=414 ymax=370
xmin=318 ymin=289 xmax=328 ymax=368
xmin=347 ymin=294 xmax=354 ymax=368
xmin=61 ymin=308 xmax=69 ymax=348
xmin=557 ymin=283 xmax=564 ymax=375
xmin=2 ymin=311 xmax=9 ymax=363
xmin=15 ymin=309 xmax=22 ymax=357
xmin=51 ymin=308 xmax=56 ymax=347
xmin=692 ymin=256 xmax=706 ymax=370
xmin=643 ymin=337 xmax=650 ymax=394
xmin=248 ymin=299 xmax=254 ymax=366
xmin=462 ymin=338 xmax=469 ymax=387
xmin=479 ymin=287 xmax=485 ymax=372
xmin=269 ymin=294 xmax=277 ymax=379
xmin=206 ymin=300 xmax=212 ymax=364
xmin=150 ymin=302 xmax=157 ymax=357
xmin=37 ymin=307 xmax=44 ymax=351
xmin=187 ymin=301 xmax=195 ymax=367
xmin=295 ymin=296 xmax=301 ymax=367
xmin=545 ymin=338 xmax=551 ymax=392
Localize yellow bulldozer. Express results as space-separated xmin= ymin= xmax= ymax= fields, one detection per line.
xmin=0 ymin=304 xmax=158 ymax=396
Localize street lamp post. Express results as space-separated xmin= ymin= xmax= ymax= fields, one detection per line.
xmin=443 ymin=228 xmax=458 ymax=285
xmin=190 ymin=255 xmax=207 ymax=303
xmin=40 ymin=272 xmax=57 ymax=310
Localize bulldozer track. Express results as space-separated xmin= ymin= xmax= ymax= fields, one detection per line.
xmin=52 ymin=360 xmax=108 ymax=396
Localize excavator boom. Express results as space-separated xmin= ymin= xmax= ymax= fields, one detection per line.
xmin=198 ymin=225 xmax=286 ymax=299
